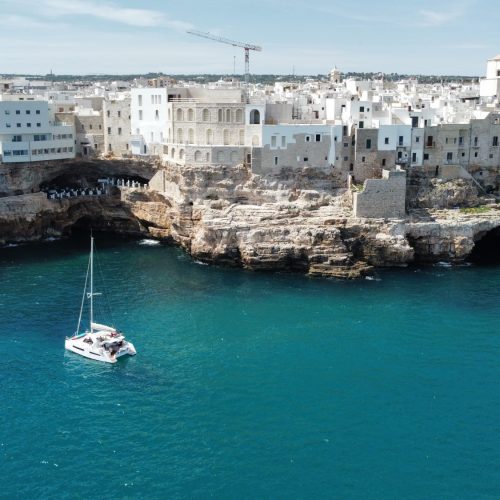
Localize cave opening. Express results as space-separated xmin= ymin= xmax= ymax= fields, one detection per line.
xmin=67 ymin=216 xmax=142 ymax=247
xmin=468 ymin=227 xmax=500 ymax=265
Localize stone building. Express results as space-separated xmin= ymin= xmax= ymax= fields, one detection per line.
xmin=103 ymin=94 xmax=131 ymax=157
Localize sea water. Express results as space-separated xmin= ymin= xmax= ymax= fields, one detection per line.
xmin=0 ymin=237 xmax=499 ymax=499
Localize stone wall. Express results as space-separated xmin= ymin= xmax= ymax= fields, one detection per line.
xmin=353 ymin=168 xmax=406 ymax=218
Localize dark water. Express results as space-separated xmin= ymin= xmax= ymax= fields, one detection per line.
xmin=1 ymin=238 xmax=499 ymax=499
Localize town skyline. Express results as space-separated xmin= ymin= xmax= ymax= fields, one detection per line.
xmin=2 ymin=0 xmax=498 ymax=76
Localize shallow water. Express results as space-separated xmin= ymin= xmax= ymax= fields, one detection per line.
xmin=1 ymin=238 xmax=499 ymax=498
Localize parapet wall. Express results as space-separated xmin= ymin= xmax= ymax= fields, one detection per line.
xmin=353 ymin=169 xmax=406 ymax=219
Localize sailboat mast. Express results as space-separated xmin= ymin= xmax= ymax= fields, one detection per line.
xmin=90 ymin=235 xmax=94 ymax=333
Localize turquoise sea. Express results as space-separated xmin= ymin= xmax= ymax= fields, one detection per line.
xmin=0 ymin=236 xmax=499 ymax=499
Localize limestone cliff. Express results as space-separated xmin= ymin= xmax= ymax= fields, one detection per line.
xmin=1 ymin=160 xmax=499 ymax=279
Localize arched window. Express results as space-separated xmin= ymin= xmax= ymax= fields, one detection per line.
xmin=171 ymin=147 xmax=175 ymax=158
xmin=164 ymin=145 xmax=168 ymax=155
xmin=225 ymin=109 xmax=231 ymax=122
xmin=177 ymin=128 xmax=183 ymax=143
xmin=239 ymin=129 xmax=245 ymax=145
xmin=188 ymin=128 xmax=194 ymax=144
xmin=206 ymin=129 xmax=213 ymax=145
xmin=179 ymin=149 xmax=185 ymax=160
xmin=187 ymin=108 xmax=194 ymax=121
xmin=206 ymin=152 xmax=210 ymax=162
xmin=202 ymin=109 xmax=210 ymax=122
xmin=194 ymin=150 xmax=202 ymax=162
xmin=217 ymin=151 xmax=225 ymax=163
xmin=249 ymin=109 xmax=260 ymax=124
xmin=168 ymin=109 xmax=171 ymax=120
xmin=230 ymin=151 xmax=238 ymax=164
xmin=176 ymin=108 xmax=183 ymax=121
xmin=218 ymin=109 xmax=223 ymax=122
xmin=235 ymin=109 xmax=243 ymax=123
xmin=223 ymin=129 xmax=230 ymax=145
xmin=252 ymin=135 xmax=260 ymax=146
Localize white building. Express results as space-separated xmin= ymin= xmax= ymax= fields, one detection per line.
xmin=480 ymin=54 xmax=500 ymax=99
xmin=0 ymin=97 xmax=75 ymax=164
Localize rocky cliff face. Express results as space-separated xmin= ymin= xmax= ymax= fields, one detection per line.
xmin=1 ymin=160 xmax=499 ymax=278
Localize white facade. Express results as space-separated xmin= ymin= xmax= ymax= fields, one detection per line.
xmin=0 ymin=98 xmax=75 ymax=163
xmin=130 ymin=88 xmax=168 ymax=155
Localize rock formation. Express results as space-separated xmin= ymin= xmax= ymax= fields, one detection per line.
xmin=0 ymin=160 xmax=499 ymax=279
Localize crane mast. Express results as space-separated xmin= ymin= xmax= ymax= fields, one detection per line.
xmin=187 ymin=30 xmax=262 ymax=103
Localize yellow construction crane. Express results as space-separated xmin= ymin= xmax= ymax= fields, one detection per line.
xmin=186 ymin=29 xmax=262 ymax=102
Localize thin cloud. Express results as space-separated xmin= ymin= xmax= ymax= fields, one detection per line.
xmin=43 ymin=0 xmax=193 ymax=31
xmin=419 ymin=9 xmax=463 ymax=27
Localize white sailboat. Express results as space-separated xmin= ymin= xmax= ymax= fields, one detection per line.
xmin=65 ymin=236 xmax=137 ymax=363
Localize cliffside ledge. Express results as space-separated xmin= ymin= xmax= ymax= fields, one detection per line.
xmin=0 ymin=161 xmax=499 ymax=279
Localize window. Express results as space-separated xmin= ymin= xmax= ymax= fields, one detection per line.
xmin=384 ymin=137 xmax=389 ymax=144
xmin=107 ymin=110 xmax=110 ymax=117
xmin=225 ymin=109 xmax=231 ymax=123
xmin=281 ymin=136 xmax=286 ymax=147
xmin=359 ymin=121 xmax=364 ymax=129
xmin=12 ymin=135 xmax=22 ymax=142
xmin=474 ymin=152 xmax=478 ymax=157
xmin=202 ymin=109 xmax=210 ymax=122
xmin=118 ymin=111 xmax=121 ymax=118
xmin=194 ymin=150 xmax=202 ymax=162
xmin=89 ymin=124 xmax=93 ymax=130
xmin=360 ymin=106 xmax=365 ymax=112
xmin=343 ymin=126 xmax=347 ymax=136
xmin=177 ymin=108 xmax=184 ymax=121
xmin=274 ymin=156 xmax=278 ymax=166
xmin=305 ymin=135 xmax=311 ymax=142
xmin=139 ymin=110 xmax=143 ymax=120
xmin=315 ymin=134 xmax=321 ymax=142
xmin=459 ymin=137 xmax=463 ymax=145
xmin=493 ymin=136 xmax=498 ymax=146
xmin=15 ymin=110 xmax=20 ymax=115
xmin=343 ymin=156 xmax=348 ymax=161
xmin=304 ymin=157 xmax=308 ymax=162
xmin=474 ymin=137 xmax=478 ymax=147
xmin=447 ymin=152 xmax=453 ymax=161
xmin=4 ymin=110 xmax=10 ymax=115
xmin=6 ymin=123 xmax=10 ymax=128
xmin=235 ymin=109 xmax=243 ymax=123
xmin=138 ymin=95 xmax=142 ymax=106
xmin=188 ymin=109 xmax=194 ymax=121
xmin=188 ymin=128 xmax=194 ymax=144
xmin=26 ymin=110 xmax=30 ymax=115
xmin=445 ymin=138 xmax=449 ymax=144
xmin=366 ymin=139 xmax=372 ymax=149
xmin=249 ymin=109 xmax=260 ymax=124
xmin=27 ymin=123 xmax=31 ymax=127
xmin=16 ymin=123 xmax=21 ymax=128
xmin=271 ymin=136 xmax=277 ymax=147
xmin=382 ymin=158 xmax=386 ymax=166
xmin=412 ymin=152 xmax=417 ymax=162
xmin=399 ymin=135 xmax=404 ymax=146
xmin=151 ymin=95 xmax=155 ymax=105
xmin=118 ymin=127 xmax=122 ymax=135
xmin=107 ymin=127 xmax=111 ymax=134
xmin=416 ymin=136 xmax=420 ymax=143
xmin=155 ymin=110 xmax=159 ymax=120
xmin=36 ymin=110 xmax=40 ymax=115
xmin=427 ymin=136 xmax=433 ymax=147
xmin=223 ymin=129 xmax=230 ymax=145
xmin=361 ymin=156 xmax=365 ymax=162
xmin=343 ymin=142 xmax=348 ymax=147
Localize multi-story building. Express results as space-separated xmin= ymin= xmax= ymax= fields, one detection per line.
xmin=0 ymin=96 xmax=75 ymax=164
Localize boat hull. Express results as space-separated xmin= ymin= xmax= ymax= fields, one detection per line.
xmin=65 ymin=337 xmax=136 ymax=364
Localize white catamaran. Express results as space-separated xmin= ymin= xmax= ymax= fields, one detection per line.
xmin=65 ymin=236 xmax=137 ymax=363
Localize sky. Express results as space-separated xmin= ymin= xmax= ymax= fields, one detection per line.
xmin=1 ymin=0 xmax=499 ymax=76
